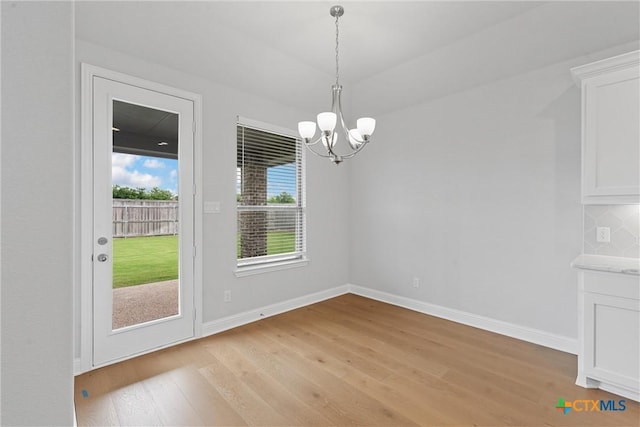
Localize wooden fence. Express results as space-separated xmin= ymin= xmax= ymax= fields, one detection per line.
xmin=114 ymin=200 xmax=298 ymax=238
xmin=113 ymin=199 xmax=179 ymax=237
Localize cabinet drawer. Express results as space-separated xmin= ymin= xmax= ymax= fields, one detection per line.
xmin=583 ymin=271 xmax=639 ymax=300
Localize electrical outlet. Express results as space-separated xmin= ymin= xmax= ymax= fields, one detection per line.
xmin=412 ymin=277 xmax=420 ymax=288
xmin=224 ymin=290 xmax=231 ymax=302
xmin=596 ymin=227 xmax=611 ymax=243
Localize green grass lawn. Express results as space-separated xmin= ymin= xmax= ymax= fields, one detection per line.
xmin=237 ymin=231 xmax=295 ymax=258
xmin=113 ymin=235 xmax=178 ymax=288
xmin=267 ymin=230 xmax=296 ymax=254
xmin=114 ymin=232 xmax=296 ymax=288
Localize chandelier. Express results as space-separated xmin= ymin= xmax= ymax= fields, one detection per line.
xmin=297 ymin=5 xmax=376 ymax=165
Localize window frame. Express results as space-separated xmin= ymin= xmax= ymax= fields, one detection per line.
xmin=235 ymin=116 xmax=307 ymax=276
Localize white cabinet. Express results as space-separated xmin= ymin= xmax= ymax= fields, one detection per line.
xmin=577 ymin=270 xmax=640 ymax=401
xmin=571 ymin=51 xmax=640 ymax=204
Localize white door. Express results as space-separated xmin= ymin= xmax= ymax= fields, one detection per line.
xmin=92 ymin=76 xmax=195 ymax=366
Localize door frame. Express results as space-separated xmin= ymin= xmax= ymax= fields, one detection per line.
xmin=78 ymin=64 xmax=203 ymax=373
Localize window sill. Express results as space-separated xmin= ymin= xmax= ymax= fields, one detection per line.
xmin=234 ymin=257 xmax=309 ymax=277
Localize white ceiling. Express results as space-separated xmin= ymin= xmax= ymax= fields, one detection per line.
xmin=76 ymin=1 xmax=640 ymax=115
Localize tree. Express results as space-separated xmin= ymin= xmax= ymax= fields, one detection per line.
xmin=268 ymin=191 xmax=295 ymax=204
xmin=112 ymin=185 xmax=175 ymax=200
xmin=112 ymin=185 xmax=145 ymax=199
xmin=148 ymin=187 xmax=175 ymax=200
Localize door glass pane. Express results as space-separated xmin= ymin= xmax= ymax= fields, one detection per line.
xmin=111 ymin=100 xmax=180 ymax=330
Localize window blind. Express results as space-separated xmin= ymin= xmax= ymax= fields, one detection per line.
xmin=237 ymin=120 xmax=305 ymax=267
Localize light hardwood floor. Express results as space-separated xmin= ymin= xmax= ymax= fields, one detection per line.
xmin=75 ymin=294 xmax=639 ymax=426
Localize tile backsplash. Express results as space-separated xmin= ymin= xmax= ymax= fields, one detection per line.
xmin=584 ymin=205 xmax=640 ymax=258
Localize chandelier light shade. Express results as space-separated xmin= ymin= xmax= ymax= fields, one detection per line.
xmin=298 ymin=5 xmax=376 ymax=164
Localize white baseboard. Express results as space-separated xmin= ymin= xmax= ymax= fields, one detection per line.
xmin=74 ymin=357 xmax=82 ymax=376
xmin=348 ymin=284 xmax=578 ymax=355
xmin=202 ymin=283 xmax=577 ymax=355
xmin=599 ymin=382 xmax=640 ymax=402
xmin=201 ymin=284 xmax=350 ymax=337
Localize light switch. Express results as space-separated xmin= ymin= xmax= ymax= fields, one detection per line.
xmin=204 ymin=201 xmax=221 ymax=214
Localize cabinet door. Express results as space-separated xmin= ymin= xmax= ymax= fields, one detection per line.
xmin=583 ymin=66 xmax=639 ymax=202
xmin=584 ymin=292 xmax=640 ymax=390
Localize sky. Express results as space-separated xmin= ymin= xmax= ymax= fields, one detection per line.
xmin=112 ymin=153 xmax=178 ymax=195
xmin=236 ymin=164 xmax=297 ymax=200
xmin=113 ymin=152 xmax=296 ymax=199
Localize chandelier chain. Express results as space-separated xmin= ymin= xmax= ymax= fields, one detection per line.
xmin=335 ymin=14 xmax=340 ymax=86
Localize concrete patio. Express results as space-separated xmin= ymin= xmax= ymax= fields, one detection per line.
xmin=112 ymin=279 xmax=178 ymax=330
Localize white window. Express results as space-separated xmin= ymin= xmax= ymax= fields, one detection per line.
xmin=236 ymin=117 xmax=306 ymax=273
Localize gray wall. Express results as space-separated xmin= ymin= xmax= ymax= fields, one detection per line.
xmin=348 ymin=42 xmax=638 ymax=341
xmin=1 ymin=2 xmax=75 ymax=425
xmin=74 ymin=40 xmax=351 ymax=358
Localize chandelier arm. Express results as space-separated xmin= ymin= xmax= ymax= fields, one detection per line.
xmin=336 ymin=90 xmax=351 ymax=135
xmin=304 ymin=141 xmax=335 ymax=159
xmin=304 ymin=133 xmax=346 ymax=164
xmin=303 ymin=135 xmax=326 ymax=147
xmin=330 ymin=85 xmax=339 ymax=115
xmin=338 ymin=141 xmax=368 ymax=159
xmin=303 ymin=134 xmax=343 ymax=160
xmin=325 ymin=142 xmax=344 ymax=164
xmin=337 ymin=91 xmax=364 ymax=148
xmin=335 ymin=84 xmax=366 ymax=150
xmin=337 ymin=109 xmax=360 ymax=150
xmin=324 ymin=134 xmax=340 ymax=159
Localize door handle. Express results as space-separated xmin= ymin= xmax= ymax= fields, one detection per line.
xmin=96 ymin=253 xmax=108 ymax=262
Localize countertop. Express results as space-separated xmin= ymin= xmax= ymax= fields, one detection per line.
xmin=571 ymin=254 xmax=640 ymax=276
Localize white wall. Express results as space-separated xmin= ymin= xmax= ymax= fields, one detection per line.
xmin=74 ymin=40 xmax=350 ymax=359
xmin=348 ymin=43 xmax=638 ymax=342
xmin=1 ymin=2 xmax=75 ymax=425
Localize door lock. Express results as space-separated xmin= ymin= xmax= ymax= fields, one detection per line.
xmin=96 ymin=253 xmax=108 ymax=262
